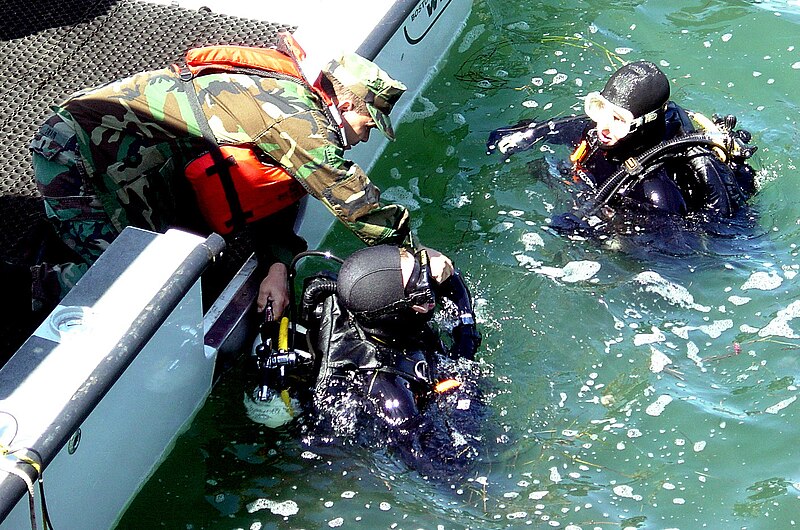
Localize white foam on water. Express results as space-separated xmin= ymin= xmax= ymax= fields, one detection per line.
xmin=649 ymin=347 xmax=672 ymax=373
xmin=408 ymin=177 xmax=433 ymax=204
xmin=645 ymin=394 xmax=673 ymax=416
xmin=458 ymin=23 xmax=485 ymax=53
xmin=530 ymin=260 xmax=601 ymax=282
xmin=612 ymin=484 xmax=641 ymax=500
xmin=444 ymin=193 xmax=471 ymax=209
xmin=635 ymin=326 xmax=666 ymax=346
xmin=634 ymin=271 xmax=711 ymax=312
xmin=728 ymin=295 xmax=751 ymax=305
xmin=741 ymin=270 xmax=783 ymax=291
xmin=401 ymin=95 xmax=438 ymax=122
xmin=507 ymin=21 xmax=530 ymax=31
xmin=561 ymin=260 xmax=601 ymax=282
xmin=515 ymin=253 xmax=542 ymax=269
xmin=758 ymin=299 xmax=800 ymax=338
xmin=765 ymin=395 xmax=797 ymax=414
xmin=686 ymin=341 xmax=705 ymax=370
xmin=381 ymin=186 xmax=421 ymax=211
xmin=521 ymin=231 xmax=545 ymax=250
xmin=247 ymin=498 xmax=299 ymax=516
xmin=491 ymin=221 xmax=514 ymax=233
xmin=672 ymin=319 xmax=733 ymax=340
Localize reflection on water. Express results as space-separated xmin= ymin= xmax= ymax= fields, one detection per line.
xmin=117 ymin=1 xmax=800 ymax=528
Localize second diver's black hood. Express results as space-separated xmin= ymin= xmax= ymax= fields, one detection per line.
xmin=337 ymin=245 xmax=433 ymax=344
xmin=601 ymin=60 xmax=670 ymax=159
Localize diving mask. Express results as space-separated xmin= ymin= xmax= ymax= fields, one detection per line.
xmin=357 ymin=249 xmax=435 ymax=323
xmin=584 ymin=91 xmax=660 ymax=140
xmin=403 ymin=249 xmax=436 ymax=312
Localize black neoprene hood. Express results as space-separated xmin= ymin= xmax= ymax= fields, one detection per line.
xmin=601 ymin=61 xmax=670 ymax=118
xmin=337 ymin=245 xmax=405 ymax=315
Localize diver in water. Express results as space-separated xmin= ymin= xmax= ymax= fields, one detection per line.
xmin=487 ymin=60 xmax=758 ymax=236
xmin=271 ymin=244 xmax=484 ymax=479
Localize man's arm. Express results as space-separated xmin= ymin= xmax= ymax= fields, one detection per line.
xmin=258 ymin=108 xmax=413 ymax=247
xmin=486 ymin=116 xmax=588 ymax=157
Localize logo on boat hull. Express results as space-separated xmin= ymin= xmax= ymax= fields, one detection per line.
xmin=403 ymin=0 xmax=453 ymax=45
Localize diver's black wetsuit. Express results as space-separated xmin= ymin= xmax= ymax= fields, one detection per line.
xmin=487 ymin=102 xmax=756 ymax=227
xmin=301 ymin=271 xmax=484 ymax=479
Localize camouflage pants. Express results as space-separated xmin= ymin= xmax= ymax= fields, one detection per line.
xmin=30 ymin=114 xmax=119 ymax=309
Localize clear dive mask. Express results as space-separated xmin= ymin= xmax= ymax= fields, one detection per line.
xmin=584 ymin=91 xmax=660 ymax=140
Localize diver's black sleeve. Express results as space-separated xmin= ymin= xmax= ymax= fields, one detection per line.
xmin=486 ymin=116 xmax=588 ymax=157
xmin=682 ymin=146 xmax=748 ymax=216
xmin=437 ymin=271 xmax=481 ymax=360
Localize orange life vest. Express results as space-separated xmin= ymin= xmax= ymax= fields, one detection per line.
xmin=181 ymin=40 xmax=326 ymax=235
xmin=185 ymin=146 xmax=308 ymax=234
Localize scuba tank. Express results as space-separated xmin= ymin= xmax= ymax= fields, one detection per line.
xmin=243 ymin=251 xmax=342 ymax=428
xmin=243 ymin=303 xmax=312 ymax=428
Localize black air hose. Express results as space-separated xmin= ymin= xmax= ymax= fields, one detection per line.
xmin=578 ymin=133 xmax=725 ymax=218
xmin=300 ymin=277 xmax=337 ymax=323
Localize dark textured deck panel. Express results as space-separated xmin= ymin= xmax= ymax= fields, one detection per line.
xmin=0 ymin=0 xmax=294 ymax=357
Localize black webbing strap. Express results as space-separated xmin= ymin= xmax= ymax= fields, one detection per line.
xmin=179 ymin=67 xmax=252 ymax=231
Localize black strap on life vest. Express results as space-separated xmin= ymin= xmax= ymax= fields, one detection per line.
xmin=179 ymin=66 xmax=253 ymax=231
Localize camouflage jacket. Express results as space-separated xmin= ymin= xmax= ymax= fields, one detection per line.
xmin=54 ymin=67 xmax=412 ymax=247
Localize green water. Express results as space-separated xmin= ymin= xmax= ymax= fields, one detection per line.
xmin=117 ymin=1 xmax=800 ymax=528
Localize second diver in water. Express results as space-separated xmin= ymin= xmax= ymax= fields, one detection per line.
xmin=487 ymin=60 xmax=759 ymax=238
xmin=250 ymin=244 xmax=486 ymax=480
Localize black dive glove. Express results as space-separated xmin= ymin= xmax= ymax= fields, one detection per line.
xmin=550 ymin=211 xmax=594 ymax=235
xmin=451 ymin=322 xmax=481 ymax=361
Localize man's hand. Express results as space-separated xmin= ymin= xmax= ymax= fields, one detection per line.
xmin=257 ymin=262 xmax=289 ymax=317
xmin=422 ymin=247 xmax=454 ymax=283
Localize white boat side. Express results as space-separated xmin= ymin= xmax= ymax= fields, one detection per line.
xmin=0 ymin=1 xmax=472 ymax=528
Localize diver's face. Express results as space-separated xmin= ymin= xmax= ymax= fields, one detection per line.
xmin=584 ymin=91 xmax=635 ymax=147
xmin=594 ymin=114 xmax=631 ymax=147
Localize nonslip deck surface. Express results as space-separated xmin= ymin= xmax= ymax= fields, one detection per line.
xmin=0 ymin=0 xmax=294 ymax=357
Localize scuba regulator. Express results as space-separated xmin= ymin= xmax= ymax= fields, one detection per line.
xmin=246 ymin=302 xmax=312 ymax=428
xmin=245 ymin=251 xmax=342 ymax=428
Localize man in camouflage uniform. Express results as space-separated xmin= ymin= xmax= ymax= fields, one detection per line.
xmin=30 ymin=50 xmax=454 ymax=315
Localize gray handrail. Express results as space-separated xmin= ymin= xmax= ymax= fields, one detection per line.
xmin=0 ymin=231 xmax=225 ymax=523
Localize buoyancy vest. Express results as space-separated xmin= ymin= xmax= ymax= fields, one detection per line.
xmin=568 ymin=105 xmax=757 ymax=219
xmin=180 ymin=43 xmax=332 ymax=234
